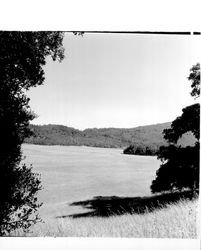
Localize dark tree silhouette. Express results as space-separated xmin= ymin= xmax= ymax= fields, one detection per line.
xmin=123 ymin=144 xmax=158 ymax=155
xmin=0 ymin=31 xmax=64 ymax=235
xmin=151 ymin=63 xmax=200 ymax=193
xmin=188 ymin=63 xmax=200 ymax=98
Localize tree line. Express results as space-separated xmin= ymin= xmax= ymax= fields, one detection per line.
xmin=25 ymin=122 xmax=172 ymax=149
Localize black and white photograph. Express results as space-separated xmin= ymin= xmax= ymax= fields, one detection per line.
xmin=0 ymin=1 xmax=200 ymax=249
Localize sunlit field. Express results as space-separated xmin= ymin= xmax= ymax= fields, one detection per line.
xmin=22 ymin=144 xmax=160 ymax=220
xmin=16 ymin=144 xmax=198 ymax=238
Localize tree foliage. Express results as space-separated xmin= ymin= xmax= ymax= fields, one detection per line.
xmin=188 ymin=63 xmax=200 ymax=98
xmin=0 ymin=31 xmax=64 ymax=235
xmin=163 ymin=103 xmax=200 ymax=143
xmin=123 ymin=144 xmax=159 ymax=156
xmin=151 ymin=63 xmax=200 ymax=193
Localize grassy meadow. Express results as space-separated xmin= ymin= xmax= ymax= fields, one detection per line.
xmin=11 ymin=198 xmax=198 ymax=238
xmin=21 ymin=144 xmax=160 ymax=220
xmin=15 ymin=144 xmax=199 ymax=238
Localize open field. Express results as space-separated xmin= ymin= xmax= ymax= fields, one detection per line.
xmin=18 ymin=144 xmax=199 ymax=238
xmin=22 ymin=144 xmax=160 ymax=220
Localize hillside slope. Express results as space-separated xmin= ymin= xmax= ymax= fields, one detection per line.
xmin=25 ymin=122 xmax=196 ymax=150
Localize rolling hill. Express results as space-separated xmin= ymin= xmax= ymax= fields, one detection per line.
xmin=25 ymin=122 xmax=196 ymax=153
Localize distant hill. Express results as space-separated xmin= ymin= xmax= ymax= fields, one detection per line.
xmin=25 ymin=123 xmax=196 ymax=153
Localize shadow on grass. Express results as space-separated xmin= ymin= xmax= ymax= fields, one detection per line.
xmin=56 ymin=190 xmax=197 ymax=219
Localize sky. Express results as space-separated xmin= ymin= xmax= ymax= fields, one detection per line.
xmin=28 ymin=33 xmax=200 ymax=130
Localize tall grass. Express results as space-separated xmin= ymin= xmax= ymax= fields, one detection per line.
xmin=10 ymin=198 xmax=198 ymax=238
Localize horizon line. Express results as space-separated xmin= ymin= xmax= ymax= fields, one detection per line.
xmin=30 ymin=121 xmax=171 ymax=131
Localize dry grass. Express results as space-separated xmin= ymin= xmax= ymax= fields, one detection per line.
xmin=10 ymin=198 xmax=199 ymax=238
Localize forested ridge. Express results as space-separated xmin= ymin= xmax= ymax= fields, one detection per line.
xmin=25 ymin=122 xmax=196 ymax=153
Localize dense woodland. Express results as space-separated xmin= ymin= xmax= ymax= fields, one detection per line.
xmin=25 ymin=122 xmax=196 ymax=155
